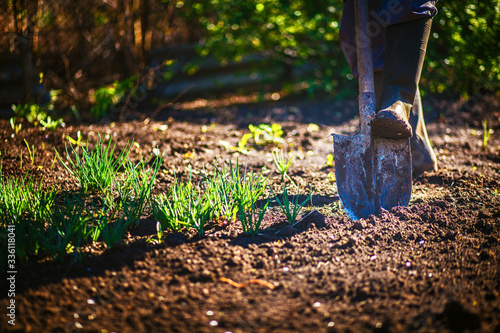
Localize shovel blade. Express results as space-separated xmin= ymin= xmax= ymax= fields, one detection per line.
xmin=333 ymin=133 xmax=412 ymax=220
xmin=373 ymin=137 xmax=412 ymax=210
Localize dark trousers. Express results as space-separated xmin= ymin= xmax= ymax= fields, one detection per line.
xmin=339 ymin=0 xmax=438 ymax=75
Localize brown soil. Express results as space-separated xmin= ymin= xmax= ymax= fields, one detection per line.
xmin=1 ymin=95 xmax=500 ymax=332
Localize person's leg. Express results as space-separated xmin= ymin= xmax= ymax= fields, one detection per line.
xmin=374 ymin=71 xmax=437 ymax=176
xmin=340 ymin=0 xmax=438 ymax=174
xmin=370 ymin=16 xmax=432 ymax=139
xmin=339 ymin=0 xmax=385 ymax=76
xmin=339 ymin=0 xmax=438 ymax=77
xmin=409 ymin=88 xmax=438 ymax=176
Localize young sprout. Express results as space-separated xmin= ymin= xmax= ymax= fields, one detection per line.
xmin=249 ymin=123 xmax=284 ymax=146
xmin=67 ymin=130 xmax=85 ymax=147
xmin=9 ymin=118 xmax=22 ymax=133
xmin=271 ymin=184 xmax=312 ymax=225
xmin=482 ymin=119 xmax=493 ymax=149
xmin=24 ymin=139 xmax=36 ymax=166
xmin=272 ymin=149 xmax=295 ymax=184
xmin=326 ymin=154 xmax=334 ymax=167
xmin=237 ymin=199 xmax=270 ymax=235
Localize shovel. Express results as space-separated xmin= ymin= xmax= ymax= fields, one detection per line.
xmin=332 ymin=0 xmax=412 ymax=220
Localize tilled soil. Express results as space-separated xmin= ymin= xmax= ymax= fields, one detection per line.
xmin=1 ymin=95 xmax=500 ymax=332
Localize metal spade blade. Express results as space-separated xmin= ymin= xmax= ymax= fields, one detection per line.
xmin=333 ymin=125 xmax=412 ymax=220
xmin=332 ymin=0 xmax=412 ymax=220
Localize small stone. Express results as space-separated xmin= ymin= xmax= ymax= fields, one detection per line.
xmin=295 ymin=210 xmax=326 ymax=230
xmin=434 ymin=200 xmax=451 ymax=208
xmin=352 ymin=222 xmax=364 ymax=230
xmin=277 ymin=225 xmax=297 ymax=237
xmin=306 ymin=223 xmax=317 ymax=230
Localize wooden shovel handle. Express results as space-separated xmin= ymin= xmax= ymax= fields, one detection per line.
xmin=355 ymin=0 xmax=375 ymax=94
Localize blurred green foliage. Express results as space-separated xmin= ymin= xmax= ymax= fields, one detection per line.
xmin=425 ymin=1 xmax=500 ymax=98
xmin=89 ymin=76 xmax=137 ymax=118
xmin=164 ymin=0 xmax=354 ymax=98
xmin=10 ymin=90 xmax=65 ymax=130
xmin=4 ymin=0 xmax=498 ymax=112
xmin=164 ymin=0 xmax=499 ymax=98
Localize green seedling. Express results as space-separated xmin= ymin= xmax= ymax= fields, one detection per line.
xmin=100 ymin=214 xmax=135 ymax=249
xmin=224 ymin=161 xmax=269 ymax=235
xmin=50 ymin=153 xmax=58 ymax=169
xmin=228 ymin=164 xmax=269 ymax=232
xmin=236 ymin=132 xmax=254 ymax=151
xmin=271 ymin=184 xmax=312 ymax=225
xmin=9 ymin=118 xmax=22 ymax=133
xmin=202 ymin=162 xmax=238 ymax=222
xmin=155 ymin=222 xmax=163 ymax=244
xmin=202 ymin=160 xmax=268 ymax=223
xmin=24 ymin=139 xmax=36 ymax=166
xmin=152 ymin=179 xmax=196 ymax=232
xmin=186 ymin=188 xmax=213 ymax=237
xmin=40 ymin=116 xmax=64 ymax=131
xmin=147 ymin=222 xmax=164 ymax=245
xmin=99 ymin=154 xmax=163 ymax=249
xmin=237 ymin=199 xmax=270 ymax=235
xmin=0 ymin=170 xmax=54 ymax=224
xmin=179 ymin=168 xmax=214 ymax=236
xmin=11 ymin=103 xmax=44 ymax=126
xmin=117 ymin=154 xmax=164 ymax=226
xmin=43 ymin=194 xmax=90 ymax=260
xmin=272 ymin=149 xmax=295 ymax=184
xmin=151 ymin=192 xmax=188 ymax=232
xmin=0 ymin=169 xmax=56 ymax=263
xmin=326 ymin=154 xmax=334 ymax=167
xmin=152 ymin=168 xmax=214 ymax=236
xmin=67 ymin=130 xmax=85 ymax=147
xmin=88 ymin=207 xmax=111 ymax=243
xmin=57 ymin=134 xmax=132 ymax=194
xmin=248 ymin=123 xmax=284 ymax=146
xmin=219 ymin=139 xmax=249 ymax=154
xmin=483 ymin=119 xmax=493 ymax=149
xmin=11 ymin=102 xmax=64 ymax=129
xmin=229 ymin=161 xmax=268 ymax=205
xmin=222 ymin=123 xmax=285 ymax=153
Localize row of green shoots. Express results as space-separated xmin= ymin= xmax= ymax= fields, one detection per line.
xmin=0 ymin=135 xmax=312 ymax=264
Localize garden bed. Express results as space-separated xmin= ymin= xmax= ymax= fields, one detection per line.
xmin=1 ymin=95 xmax=499 ymax=332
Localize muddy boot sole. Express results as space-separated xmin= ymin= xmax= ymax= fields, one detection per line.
xmin=371 ymin=110 xmax=412 ymax=139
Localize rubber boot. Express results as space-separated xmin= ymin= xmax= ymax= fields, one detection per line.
xmin=409 ymin=88 xmax=438 ymax=176
xmin=374 ymin=72 xmax=437 ymax=176
xmin=371 ymin=17 xmax=433 ymax=139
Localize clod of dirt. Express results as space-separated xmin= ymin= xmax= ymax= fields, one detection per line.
xmin=164 ymin=232 xmax=188 ymax=246
xmin=436 ymin=300 xmax=481 ymax=332
xmin=476 ymin=219 xmax=493 ymax=235
xmin=352 ymin=221 xmax=364 ymax=230
xmin=276 ymin=225 xmax=297 ymax=237
xmin=294 ymin=210 xmax=326 ymax=230
xmin=2 ymin=96 xmax=500 ymax=333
